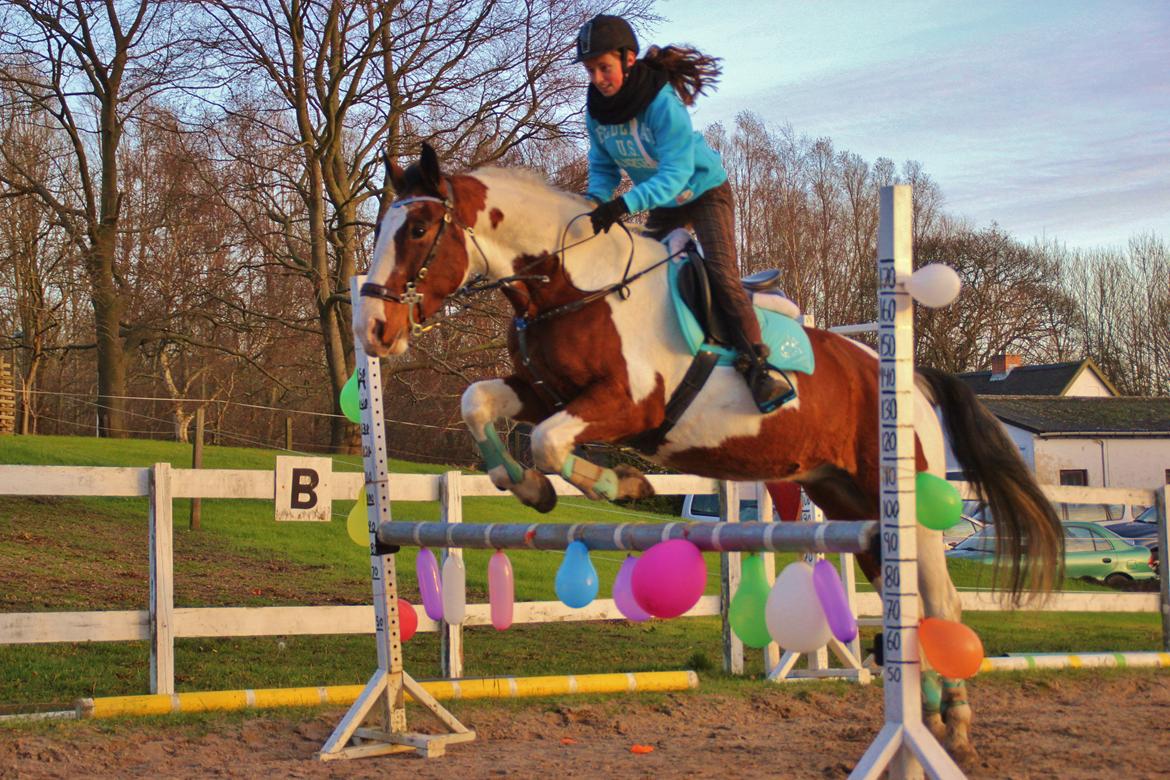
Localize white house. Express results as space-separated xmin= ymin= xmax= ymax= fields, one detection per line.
xmin=950 ymin=356 xmax=1170 ymax=491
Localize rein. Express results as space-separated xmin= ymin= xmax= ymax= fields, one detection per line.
xmin=359 ymin=181 xmax=682 ymax=341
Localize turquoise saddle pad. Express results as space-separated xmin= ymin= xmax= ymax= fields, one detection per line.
xmin=667 ymin=256 xmax=815 ymax=375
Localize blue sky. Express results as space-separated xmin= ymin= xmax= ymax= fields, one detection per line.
xmin=650 ymin=0 xmax=1169 ymax=249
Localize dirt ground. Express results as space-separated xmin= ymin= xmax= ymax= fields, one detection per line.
xmin=3 ymin=671 xmax=1169 ymax=779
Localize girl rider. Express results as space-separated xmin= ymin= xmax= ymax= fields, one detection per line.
xmin=577 ymin=14 xmax=788 ymax=412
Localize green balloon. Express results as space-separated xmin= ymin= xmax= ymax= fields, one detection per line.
xmin=340 ymin=371 xmax=361 ymax=423
xmin=916 ymin=472 xmax=962 ymax=530
xmin=729 ymin=553 xmax=773 ymax=648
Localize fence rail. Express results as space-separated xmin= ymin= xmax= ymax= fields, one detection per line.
xmin=1 ymin=463 xmax=1166 ymax=696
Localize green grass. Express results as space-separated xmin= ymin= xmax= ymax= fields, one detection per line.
xmin=0 ymin=435 xmax=1164 ymax=709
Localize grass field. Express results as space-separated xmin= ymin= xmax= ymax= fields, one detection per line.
xmin=0 ymin=435 xmax=1163 ymax=711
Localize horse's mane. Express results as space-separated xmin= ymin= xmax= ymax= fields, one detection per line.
xmin=472 ymin=166 xmax=591 ymax=208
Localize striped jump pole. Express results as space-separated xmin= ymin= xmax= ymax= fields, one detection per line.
xmin=375 ymin=519 xmax=877 ymax=554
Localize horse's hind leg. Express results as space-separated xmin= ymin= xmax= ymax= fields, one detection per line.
xmin=918 ymin=524 xmax=978 ymax=769
xmin=461 ymin=378 xmax=557 ymax=513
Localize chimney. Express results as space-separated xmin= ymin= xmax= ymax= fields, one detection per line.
xmin=990 ymin=353 xmax=1022 ymax=381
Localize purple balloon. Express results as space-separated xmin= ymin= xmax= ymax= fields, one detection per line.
xmin=812 ymin=558 xmax=857 ymax=643
xmin=613 ymin=556 xmax=651 ymax=622
xmin=416 ymin=547 xmax=443 ymax=622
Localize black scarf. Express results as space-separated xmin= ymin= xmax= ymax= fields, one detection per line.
xmin=587 ymin=60 xmax=670 ymax=125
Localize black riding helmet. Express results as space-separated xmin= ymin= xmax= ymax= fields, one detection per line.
xmin=575 ymin=14 xmax=638 ymax=62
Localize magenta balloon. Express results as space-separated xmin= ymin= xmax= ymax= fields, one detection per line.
xmin=488 ymin=550 xmax=515 ymax=630
xmin=416 ymin=548 xmax=443 ymax=622
xmin=612 ymin=555 xmax=651 ymax=622
xmin=631 ymin=540 xmax=706 ymax=619
xmin=812 ymin=559 xmax=858 ymax=643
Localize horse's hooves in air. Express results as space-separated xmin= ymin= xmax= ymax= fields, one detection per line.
xmin=613 ymin=464 xmax=655 ymax=500
xmin=513 ymin=468 xmax=558 ymax=513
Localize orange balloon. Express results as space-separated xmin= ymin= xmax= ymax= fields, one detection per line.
xmin=918 ymin=617 xmax=984 ymax=679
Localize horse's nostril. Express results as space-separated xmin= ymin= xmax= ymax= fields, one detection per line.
xmin=372 ymin=319 xmax=385 ymax=344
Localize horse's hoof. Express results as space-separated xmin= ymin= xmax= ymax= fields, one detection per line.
xmin=946 ymin=740 xmax=979 ymax=773
xmin=512 ymin=468 xmax=557 ymax=513
xmin=614 ymin=464 xmax=655 ymax=500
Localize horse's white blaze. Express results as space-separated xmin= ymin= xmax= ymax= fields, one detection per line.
xmin=531 ymin=412 xmax=588 ymax=474
xmin=460 ymin=379 xmax=523 ymax=440
xmin=355 ymin=208 xmax=408 ymax=357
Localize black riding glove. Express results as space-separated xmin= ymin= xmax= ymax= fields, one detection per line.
xmin=588 ymin=197 xmax=629 ymax=234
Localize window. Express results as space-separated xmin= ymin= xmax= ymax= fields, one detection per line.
xmin=686 ymin=495 xmax=759 ymax=520
xmin=1059 ymin=469 xmax=1088 ymax=486
xmin=1087 ymin=529 xmax=1115 ymax=551
xmin=1063 ymin=525 xmax=1095 ymax=553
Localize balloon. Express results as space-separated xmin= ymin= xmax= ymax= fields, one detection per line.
xmin=919 ymin=617 xmax=984 ymax=679
xmin=916 ymin=472 xmax=962 ymax=531
xmin=345 ymin=491 xmax=370 ymax=547
xmin=765 ymin=561 xmax=831 ymax=653
xmin=416 ymin=548 xmax=443 ymax=622
xmin=906 ymin=263 xmax=961 ymax=308
xmin=612 ymin=555 xmax=651 ymax=622
xmin=340 ymin=371 xmax=361 ymax=423
xmin=397 ymin=598 xmax=418 ymax=642
xmin=812 ymin=559 xmax=858 ymax=643
xmin=631 ymin=540 xmax=707 ymax=619
xmin=729 ymin=553 xmax=773 ymax=648
xmin=441 ymin=554 xmax=467 ymax=625
xmin=555 ymin=541 xmax=599 ymax=608
xmin=488 ymin=550 xmax=514 ymax=630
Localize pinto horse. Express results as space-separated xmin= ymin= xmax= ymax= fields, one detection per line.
xmin=354 ymin=144 xmax=1063 ymax=766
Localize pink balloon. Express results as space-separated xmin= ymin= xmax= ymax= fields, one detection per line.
xmin=488 ymin=550 xmax=514 ymax=630
xmin=631 ymin=540 xmax=706 ymax=619
xmin=613 ymin=556 xmax=651 ymax=622
xmin=812 ymin=558 xmax=857 ymax=643
xmin=416 ymin=548 xmax=443 ymax=622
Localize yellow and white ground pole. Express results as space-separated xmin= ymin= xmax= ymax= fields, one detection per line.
xmin=75 ymin=670 xmax=699 ymax=720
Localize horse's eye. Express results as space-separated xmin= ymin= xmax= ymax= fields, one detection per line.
xmin=410 ymin=222 xmax=428 ymax=239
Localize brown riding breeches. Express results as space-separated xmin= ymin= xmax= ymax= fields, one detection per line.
xmin=644 ymin=180 xmax=761 ymax=352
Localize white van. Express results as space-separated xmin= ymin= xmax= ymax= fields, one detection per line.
xmin=680 ymin=482 xmax=780 ymax=522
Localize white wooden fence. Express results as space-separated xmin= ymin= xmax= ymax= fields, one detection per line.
xmin=0 ymin=464 xmax=1166 ymax=695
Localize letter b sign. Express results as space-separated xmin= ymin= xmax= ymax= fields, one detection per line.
xmin=275 ymin=456 xmax=333 ymax=522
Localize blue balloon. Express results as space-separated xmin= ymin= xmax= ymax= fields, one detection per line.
xmin=555 ymin=541 xmax=598 ymax=608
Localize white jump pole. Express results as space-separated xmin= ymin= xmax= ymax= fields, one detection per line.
xmin=850 ymin=186 xmax=963 ymax=779
xmin=317 ymin=277 xmax=475 ymax=762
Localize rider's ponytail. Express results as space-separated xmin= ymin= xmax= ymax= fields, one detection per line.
xmin=642 ymin=45 xmax=722 ymax=106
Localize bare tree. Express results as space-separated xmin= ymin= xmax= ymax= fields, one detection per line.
xmin=197 ymin=0 xmax=650 ymax=450
xmin=0 ymin=0 xmax=204 ymax=436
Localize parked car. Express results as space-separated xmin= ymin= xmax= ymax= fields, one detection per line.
xmin=1104 ymin=505 xmax=1161 ymax=572
xmin=946 ymin=521 xmax=1156 ymax=587
xmin=682 ymin=482 xmax=770 ymax=522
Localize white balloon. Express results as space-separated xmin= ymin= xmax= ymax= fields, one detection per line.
xmin=907 ymin=263 xmax=961 ymax=308
xmin=441 ymin=554 xmax=467 ymax=625
xmin=765 ymin=561 xmax=832 ymax=653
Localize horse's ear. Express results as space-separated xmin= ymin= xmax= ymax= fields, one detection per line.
xmin=419 ymin=142 xmax=442 ymax=192
xmin=384 ymin=150 xmax=407 ymax=193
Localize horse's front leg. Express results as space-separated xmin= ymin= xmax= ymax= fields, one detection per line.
xmin=530 ymin=385 xmax=655 ymax=503
xmin=461 ymin=377 xmax=557 ymax=513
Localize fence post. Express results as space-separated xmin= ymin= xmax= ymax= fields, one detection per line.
xmin=189 ymin=408 xmax=204 ymax=531
xmin=755 ymin=482 xmax=781 ymax=675
xmin=440 ymin=470 xmax=465 ymax=678
xmin=720 ymin=480 xmax=744 ymax=675
xmin=1157 ymin=486 xmax=1169 ymax=653
xmin=149 ymin=462 xmax=175 ymax=695
xmin=285 ymin=417 xmax=293 ymax=451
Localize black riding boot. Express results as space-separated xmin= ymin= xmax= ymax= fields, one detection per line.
xmin=736 ymin=343 xmax=794 ymax=413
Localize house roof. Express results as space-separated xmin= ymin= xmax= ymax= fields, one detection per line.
xmin=980 ymin=396 xmax=1170 ymax=436
xmin=957 ymin=359 xmax=1118 ymax=396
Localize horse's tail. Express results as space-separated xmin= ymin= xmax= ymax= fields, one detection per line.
xmin=917 ymin=367 xmax=1064 ymax=601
